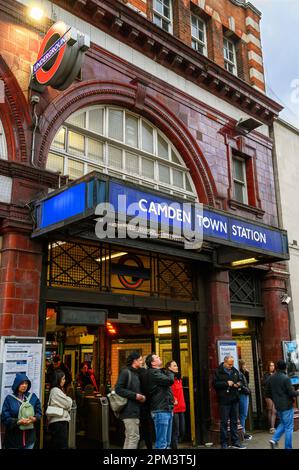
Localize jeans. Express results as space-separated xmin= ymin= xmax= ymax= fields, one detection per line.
xmin=171 ymin=412 xmax=185 ymax=449
xmin=219 ymin=402 xmax=240 ymax=447
xmin=272 ymin=408 xmax=294 ymax=449
xmin=151 ymin=411 xmax=173 ymax=449
xmin=239 ymin=394 xmax=249 ymax=432
xmin=122 ymin=418 xmax=140 ymax=449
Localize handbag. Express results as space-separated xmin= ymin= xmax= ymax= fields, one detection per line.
xmin=45 ymin=405 xmax=64 ymax=418
xmin=107 ymin=369 xmax=132 ymax=416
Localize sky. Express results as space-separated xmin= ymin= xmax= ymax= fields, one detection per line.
xmin=251 ymin=0 xmax=299 ymax=128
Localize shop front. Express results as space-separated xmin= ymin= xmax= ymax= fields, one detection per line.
xmin=31 ymin=170 xmax=289 ymax=446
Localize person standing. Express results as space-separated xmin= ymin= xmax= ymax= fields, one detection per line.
xmin=1 ymin=373 xmax=42 ymax=449
xmin=76 ymin=362 xmax=98 ymax=391
xmin=145 ymin=353 xmax=174 ymax=449
xmin=214 ymin=355 xmax=246 ymax=449
xmin=267 ymin=359 xmax=299 ymax=449
xmin=115 ymin=351 xmax=146 ymax=449
xmin=166 ymin=360 xmax=186 ymax=449
xmin=47 ymin=370 xmax=73 ymax=449
xmin=262 ymin=361 xmax=277 ymax=433
xmin=238 ymin=359 xmax=252 ymax=441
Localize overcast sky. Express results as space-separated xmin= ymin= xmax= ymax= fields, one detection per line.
xmin=251 ymin=0 xmax=299 ymax=127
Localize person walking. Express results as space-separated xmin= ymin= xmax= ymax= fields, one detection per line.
xmin=1 ymin=373 xmax=42 ymax=449
xmin=238 ymin=359 xmax=252 ymax=441
xmin=115 ymin=351 xmax=146 ymax=449
xmin=47 ymin=370 xmax=73 ymax=449
xmin=214 ymin=355 xmax=246 ymax=449
xmin=262 ymin=361 xmax=277 ymax=433
xmin=145 ymin=353 xmax=174 ymax=449
xmin=267 ymin=359 xmax=299 ymax=449
xmin=165 ymin=360 xmax=186 ymax=449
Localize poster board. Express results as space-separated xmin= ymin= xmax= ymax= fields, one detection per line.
xmin=282 ymin=340 xmax=299 ymax=375
xmin=0 ymin=337 xmax=45 ymax=412
xmin=217 ymin=339 xmax=239 ymax=370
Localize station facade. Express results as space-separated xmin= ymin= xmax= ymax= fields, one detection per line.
xmin=0 ymin=0 xmax=291 ymax=444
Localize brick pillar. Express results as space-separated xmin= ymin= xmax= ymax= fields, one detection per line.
xmin=207 ymin=269 xmax=232 ymax=436
xmin=261 ymin=267 xmax=290 ymax=366
xmin=206 ymin=17 xmax=224 ymax=67
xmin=235 ymin=39 xmax=250 ymax=83
xmin=0 ymin=231 xmax=43 ymax=336
xmin=173 ymin=0 xmax=192 ymax=45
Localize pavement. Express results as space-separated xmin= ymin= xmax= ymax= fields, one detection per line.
xmin=197 ymin=429 xmax=299 ymax=450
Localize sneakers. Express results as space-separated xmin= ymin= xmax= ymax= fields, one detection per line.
xmin=269 ymin=439 xmax=278 ymax=449
xmin=244 ymin=433 xmax=252 ymax=440
xmin=231 ymin=443 xmax=247 ymax=449
xmin=269 ymin=428 xmax=276 ymax=434
xmin=221 ymin=444 xmax=229 ymax=449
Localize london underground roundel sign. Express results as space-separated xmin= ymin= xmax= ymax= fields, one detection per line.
xmin=30 ymin=21 xmax=90 ymax=91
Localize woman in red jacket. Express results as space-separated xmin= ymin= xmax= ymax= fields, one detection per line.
xmin=166 ymin=360 xmax=186 ymax=449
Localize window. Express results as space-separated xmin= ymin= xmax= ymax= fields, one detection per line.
xmin=0 ymin=119 xmax=8 ymax=160
xmin=153 ymin=0 xmax=173 ymax=34
xmin=47 ymin=106 xmax=196 ymax=200
xmin=232 ymin=156 xmax=247 ymax=204
xmin=223 ymin=37 xmax=237 ymax=75
xmin=191 ymin=15 xmax=207 ymax=56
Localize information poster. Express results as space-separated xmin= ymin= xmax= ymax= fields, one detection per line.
xmin=217 ymin=340 xmax=239 ymax=370
xmin=0 ymin=337 xmax=45 ymax=412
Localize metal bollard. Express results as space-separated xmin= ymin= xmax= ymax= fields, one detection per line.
xmin=68 ymin=401 xmax=77 ymax=449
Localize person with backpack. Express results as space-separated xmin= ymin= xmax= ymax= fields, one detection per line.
xmin=1 ymin=372 xmax=42 ymax=449
xmin=115 ymin=351 xmax=146 ymax=449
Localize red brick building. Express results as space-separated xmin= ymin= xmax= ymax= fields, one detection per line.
xmin=0 ymin=0 xmax=291 ymax=445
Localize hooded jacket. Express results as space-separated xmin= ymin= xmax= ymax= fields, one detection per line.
xmin=1 ymin=373 xmax=42 ymax=449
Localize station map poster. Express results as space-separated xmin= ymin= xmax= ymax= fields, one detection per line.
xmin=0 ymin=337 xmax=45 ymax=412
xmin=217 ymin=340 xmax=239 ymax=371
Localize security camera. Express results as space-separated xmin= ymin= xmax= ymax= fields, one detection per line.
xmin=281 ymin=294 xmax=291 ymax=305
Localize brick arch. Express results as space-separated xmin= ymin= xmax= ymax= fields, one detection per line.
xmin=0 ymin=55 xmax=31 ymax=163
xmin=36 ymin=80 xmax=218 ymax=205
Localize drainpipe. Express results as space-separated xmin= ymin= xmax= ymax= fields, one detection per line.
xmin=30 ymin=95 xmax=40 ymax=167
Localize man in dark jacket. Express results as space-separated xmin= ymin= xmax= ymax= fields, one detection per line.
xmin=145 ymin=353 xmax=174 ymax=449
xmin=115 ymin=351 xmax=146 ymax=449
xmin=267 ymin=359 xmax=299 ymax=449
xmin=214 ymin=355 xmax=245 ymax=449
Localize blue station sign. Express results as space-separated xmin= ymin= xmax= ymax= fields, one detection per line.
xmin=32 ymin=175 xmax=289 ymax=260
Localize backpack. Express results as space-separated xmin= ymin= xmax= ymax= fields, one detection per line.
xmin=12 ymin=393 xmax=35 ymax=430
xmin=107 ymin=369 xmax=132 ymax=417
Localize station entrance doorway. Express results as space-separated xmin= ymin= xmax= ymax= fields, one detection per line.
xmin=44 ymin=306 xmax=195 ymax=448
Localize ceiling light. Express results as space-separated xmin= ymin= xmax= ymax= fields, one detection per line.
xmin=231 ymin=258 xmax=258 ymax=267
xmin=231 ymin=320 xmax=248 ymax=330
xmin=96 ymin=252 xmax=127 ymax=263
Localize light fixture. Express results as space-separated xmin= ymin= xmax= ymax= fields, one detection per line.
xmin=235 ymin=117 xmax=263 ymax=136
xmin=231 ymin=320 xmax=248 ymax=330
xmin=29 ymin=5 xmax=44 ymax=21
xmin=231 ymin=258 xmax=258 ymax=267
xmin=281 ymin=294 xmax=291 ymax=305
xmin=96 ymin=252 xmax=127 ymax=263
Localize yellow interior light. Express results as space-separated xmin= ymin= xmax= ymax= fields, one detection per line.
xmin=231 ymin=320 xmax=248 ymax=330
xmin=231 ymin=258 xmax=257 ymax=267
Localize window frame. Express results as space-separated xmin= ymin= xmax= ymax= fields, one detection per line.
xmin=191 ymin=14 xmax=207 ymax=56
xmin=232 ymin=155 xmax=248 ymax=205
xmin=153 ymin=0 xmax=173 ymax=34
xmin=47 ymin=106 xmax=197 ymax=201
xmin=223 ymin=36 xmax=238 ymax=76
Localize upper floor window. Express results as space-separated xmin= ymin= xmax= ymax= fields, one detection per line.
xmin=191 ymin=15 xmax=207 ymax=56
xmin=232 ymin=156 xmax=248 ymax=204
xmin=47 ymin=106 xmax=196 ymax=201
xmin=0 ymin=119 xmax=8 ymax=160
xmin=223 ymin=37 xmax=237 ymax=76
xmin=153 ymin=0 xmax=173 ymax=34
